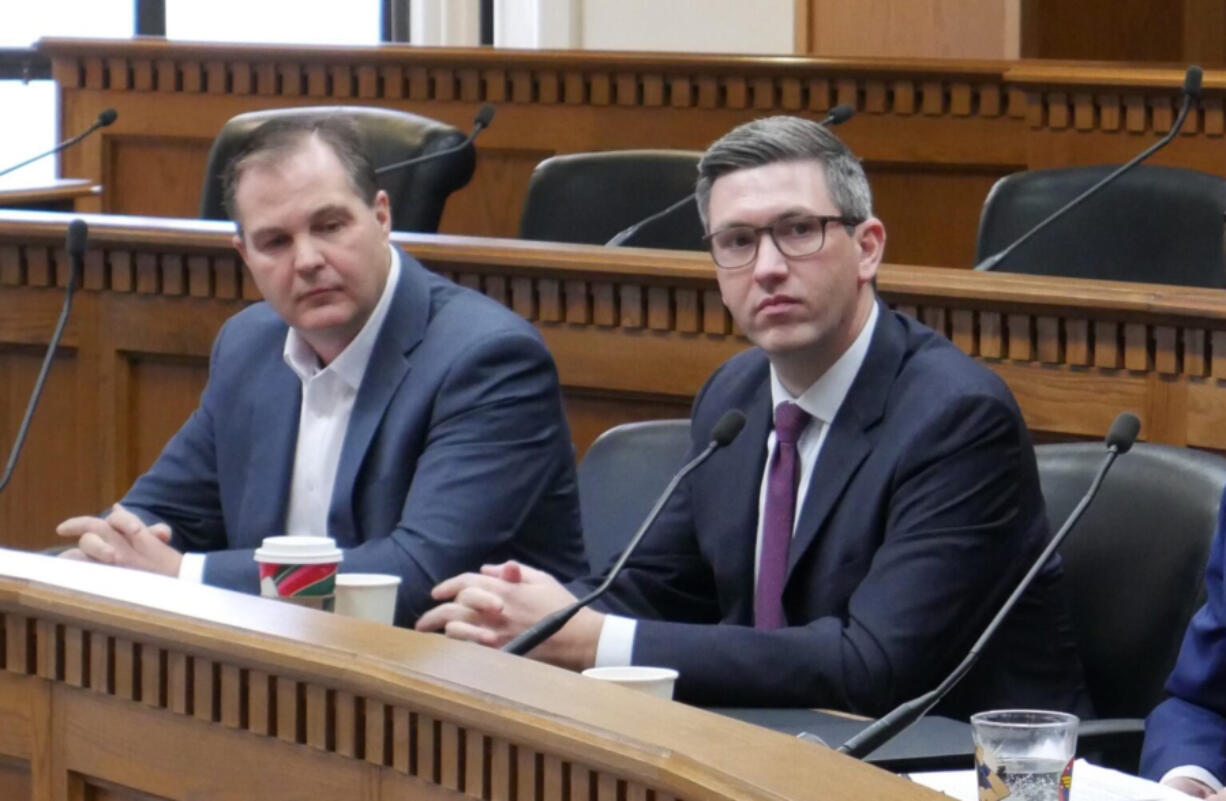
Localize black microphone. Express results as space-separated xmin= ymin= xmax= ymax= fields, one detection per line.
xmin=837 ymin=411 xmax=1142 ymax=759
xmin=605 ymin=104 xmax=856 ymax=247
xmin=374 ymin=103 xmax=494 ymax=176
xmin=975 ymin=66 xmax=1202 ymax=272
xmin=0 ymin=109 xmax=118 ymax=179
xmin=0 ymin=220 xmax=86 ymax=494
xmin=503 ymin=410 xmax=747 ymax=656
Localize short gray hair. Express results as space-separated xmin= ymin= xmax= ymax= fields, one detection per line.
xmin=695 ymin=115 xmax=872 ymax=228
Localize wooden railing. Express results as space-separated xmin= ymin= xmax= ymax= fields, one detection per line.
xmin=0 ymin=548 xmax=936 ymax=801
xmin=2 ymin=209 xmax=1226 ymax=551
xmin=37 ymin=38 xmax=1226 ymax=269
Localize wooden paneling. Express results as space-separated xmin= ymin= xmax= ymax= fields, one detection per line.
xmin=0 ymin=551 xmax=937 ymax=801
xmin=803 ymin=0 xmax=1021 ymax=59
xmin=41 ymin=39 xmax=1226 ymax=271
xmin=5 ymin=211 xmax=1226 ymax=556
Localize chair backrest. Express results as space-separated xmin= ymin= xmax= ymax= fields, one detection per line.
xmin=198 ymin=106 xmax=475 ymax=233
xmin=519 ymin=150 xmax=705 ymax=250
xmin=975 ymin=164 xmax=1226 ymax=287
xmin=1039 ymin=442 xmax=1226 ymax=718
xmin=577 ymin=419 xmax=692 ymax=573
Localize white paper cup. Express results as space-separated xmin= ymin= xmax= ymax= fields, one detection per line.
xmin=334 ymin=573 xmax=401 ymax=625
xmin=581 ymin=666 xmax=679 ymax=699
xmin=253 ymin=536 xmax=343 ymax=610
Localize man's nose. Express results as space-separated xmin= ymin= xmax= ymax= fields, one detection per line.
xmin=292 ymin=237 xmax=324 ymax=271
xmin=752 ymin=231 xmax=789 ymax=283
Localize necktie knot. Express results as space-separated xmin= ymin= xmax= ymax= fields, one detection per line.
xmin=773 ymin=402 xmax=810 ymax=445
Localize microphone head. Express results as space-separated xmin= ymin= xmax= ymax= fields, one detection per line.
xmin=1105 ymin=412 xmax=1141 ymax=454
xmin=1184 ymin=65 xmax=1203 ymax=99
xmin=66 ymin=219 xmax=88 ymax=258
xmin=710 ymin=409 xmax=747 ymax=447
xmin=96 ymin=108 xmax=118 ymax=127
xmin=473 ymin=103 xmax=496 ymax=130
xmin=826 ymin=104 xmax=855 ymax=126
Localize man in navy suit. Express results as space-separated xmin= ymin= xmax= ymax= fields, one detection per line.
xmin=1141 ymin=501 xmax=1226 ymax=798
xmin=417 ymin=115 xmax=1088 ymax=716
xmin=55 ymin=115 xmax=584 ymax=625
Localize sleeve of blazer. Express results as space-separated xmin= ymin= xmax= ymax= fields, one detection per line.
xmin=627 ymin=392 xmax=1042 ymax=714
xmin=1142 ymin=496 xmax=1226 ymax=783
xmin=201 ymin=328 xmax=579 ymax=626
xmin=119 ymin=323 xmax=230 ymax=553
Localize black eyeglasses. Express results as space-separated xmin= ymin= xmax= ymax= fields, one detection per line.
xmin=703 ymin=214 xmax=862 ymax=270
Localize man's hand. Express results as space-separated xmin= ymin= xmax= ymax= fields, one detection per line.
xmin=1163 ymin=777 xmax=1219 ymax=798
xmin=415 ymin=561 xmax=603 ymax=670
xmin=56 ymin=504 xmax=182 ymax=577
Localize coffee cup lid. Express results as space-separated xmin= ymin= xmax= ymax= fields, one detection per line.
xmin=253 ymin=535 xmax=343 ymax=564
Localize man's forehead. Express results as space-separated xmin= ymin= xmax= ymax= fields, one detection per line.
xmin=708 ymin=160 xmax=833 ymax=219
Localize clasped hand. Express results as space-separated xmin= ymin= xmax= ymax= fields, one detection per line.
xmin=56 ymin=503 xmax=183 ymax=577
xmin=415 ymin=560 xmax=603 ymax=670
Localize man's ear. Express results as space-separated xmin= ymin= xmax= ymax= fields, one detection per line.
xmin=373 ymin=190 xmax=391 ymax=234
xmin=855 ymin=217 xmax=886 ymax=284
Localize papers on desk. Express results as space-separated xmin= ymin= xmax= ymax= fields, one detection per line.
xmin=910 ymin=759 xmax=1192 ymax=801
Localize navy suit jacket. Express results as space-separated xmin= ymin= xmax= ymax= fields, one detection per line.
xmin=1142 ymin=490 xmax=1226 ymax=782
xmin=581 ymin=305 xmax=1088 ymax=717
xmin=122 ymin=250 xmax=584 ymax=625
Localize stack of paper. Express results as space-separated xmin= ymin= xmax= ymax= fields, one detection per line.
xmin=910 ymin=759 xmax=1193 ymax=800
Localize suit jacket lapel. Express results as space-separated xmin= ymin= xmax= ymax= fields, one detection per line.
xmin=328 ymin=250 xmax=430 ymax=542
xmin=727 ymin=376 xmax=774 ymax=604
xmin=786 ymin=303 xmax=904 ymax=579
xmin=240 ymin=361 xmax=301 ymax=540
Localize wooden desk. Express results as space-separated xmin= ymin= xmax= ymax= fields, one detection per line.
xmin=36 ymin=37 xmax=1226 ymax=270
xmin=0 ymin=548 xmax=935 ymax=801
xmin=0 ymin=179 xmax=100 ymax=212
xmin=3 ymin=209 xmax=1226 ymax=551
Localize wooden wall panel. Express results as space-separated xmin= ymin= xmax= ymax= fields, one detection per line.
xmin=803 ymin=0 xmax=1020 ymax=59
xmin=108 ymin=137 xmax=214 ymax=218
xmin=0 ymin=756 xmax=31 ymax=801
xmin=46 ymin=38 xmax=1225 ymax=273
xmin=126 ymin=357 xmax=210 ymax=483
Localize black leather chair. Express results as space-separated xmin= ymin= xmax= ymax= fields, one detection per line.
xmin=519 ymin=150 xmax=705 ymax=250
xmin=198 ymin=106 xmax=475 ymax=233
xmin=576 ymin=419 xmax=691 ymax=573
xmin=975 ymin=164 xmax=1226 ymax=287
xmin=1038 ymin=441 xmax=1226 ymax=769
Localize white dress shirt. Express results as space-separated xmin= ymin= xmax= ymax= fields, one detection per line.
xmin=594 ymin=302 xmax=879 ymax=666
xmin=178 ymin=246 xmax=401 ymax=582
xmin=1161 ymin=765 xmax=1222 ymax=793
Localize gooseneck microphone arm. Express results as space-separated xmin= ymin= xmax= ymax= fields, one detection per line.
xmin=975 ymin=66 xmax=1202 ymax=272
xmin=0 ymin=220 xmax=87 ymax=494
xmin=0 ymin=109 xmax=118 ymax=179
xmin=375 ymin=103 xmax=495 ymax=176
xmin=837 ymin=411 xmax=1142 ymax=759
xmin=604 ymin=104 xmax=857 ymax=247
xmin=502 ymin=409 xmax=747 ymax=656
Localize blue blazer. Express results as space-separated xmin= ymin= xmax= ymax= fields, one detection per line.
xmin=1142 ymin=492 xmax=1226 ymax=782
xmin=123 ymin=251 xmax=585 ymax=625
xmin=581 ymin=305 xmax=1089 ymax=717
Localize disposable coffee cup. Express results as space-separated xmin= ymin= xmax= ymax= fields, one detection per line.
xmin=581 ymin=666 xmax=678 ymax=700
xmin=334 ymin=573 xmax=401 ymax=625
xmin=971 ymin=709 xmax=1078 ymax=801
xmin=253 ymin=536 xmax=343 ymax=611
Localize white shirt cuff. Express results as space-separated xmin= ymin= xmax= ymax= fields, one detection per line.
xmin=1162 ymin=765 xmax=1224 ymax=793
xmin=178 ymin=552 xmax=206 ymax=583
xmin=593 ymin=614 xmax=636 ymax=667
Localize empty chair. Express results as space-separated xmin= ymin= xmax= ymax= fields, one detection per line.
xmin=519 ymin=150 xmax=705 ymax=250
xmin=975 ymin=164 xmax=1226 ymax=287
xmin=199 ymin=106 xmax=475 ymax=233
xmin=1037 ymin=441 xmax=1226 ymax=769
xmin=576 ymin=419 xmax=691 ymax=573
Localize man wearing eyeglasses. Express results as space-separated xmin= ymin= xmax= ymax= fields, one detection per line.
xmin=417 ymin=115 xmax=1088 ymax=717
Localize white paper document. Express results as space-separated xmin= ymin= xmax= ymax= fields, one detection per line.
xmin=910 ymin=759 xmax=1193 ymax=801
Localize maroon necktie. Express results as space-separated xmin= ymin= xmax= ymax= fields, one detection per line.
xmin=754 ymin=401 xmax=811 ymax=630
